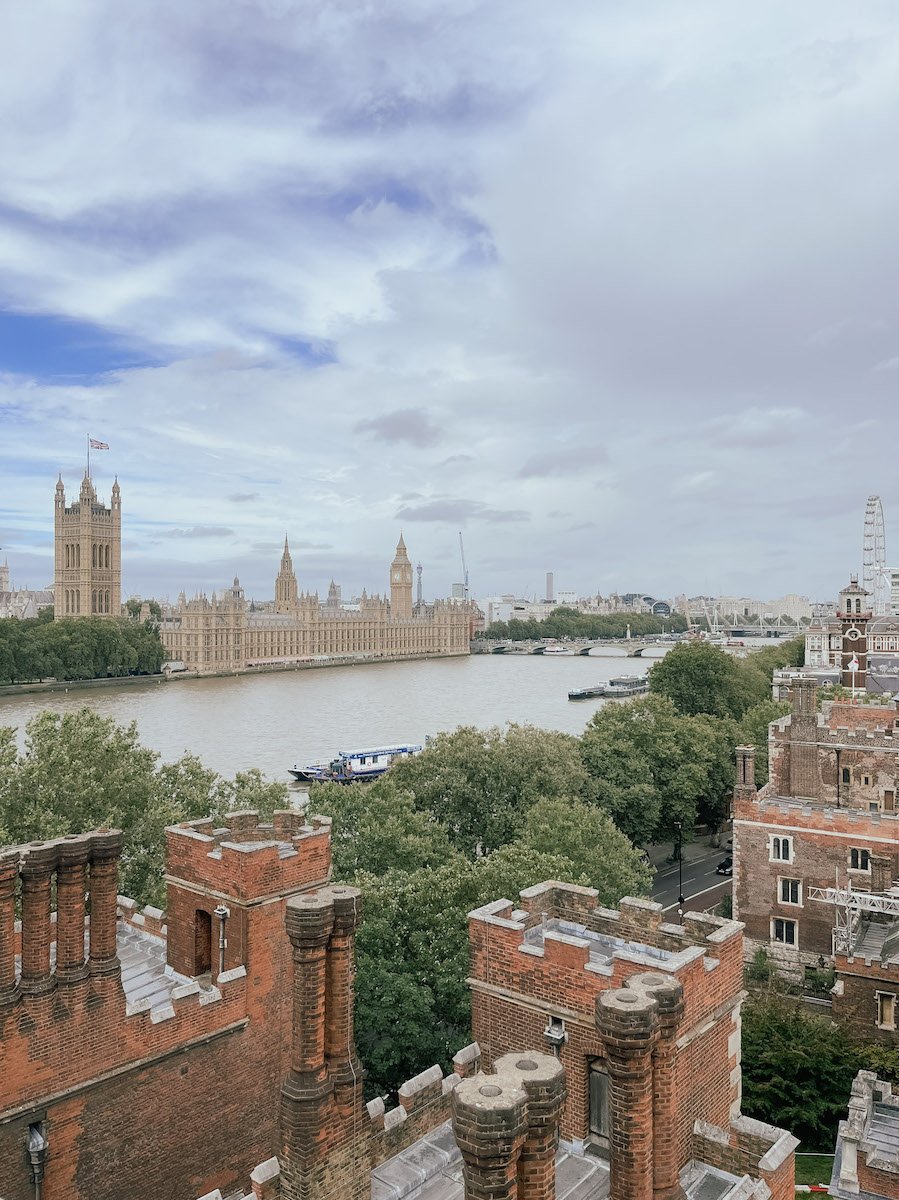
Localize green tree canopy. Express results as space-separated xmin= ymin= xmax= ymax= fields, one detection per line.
xmin=479 ymin=608 xmax=687 ymax=642
xmin=580 ymin=695 xmax=736 ymax=844
xmin=305 ymin=778 xmax=455 ymax=878
xmin=388 ymin=724 xmax=589 ymax=856
xmin=0 ymin=615 xmax=164 ymax=684
xmin=0 ymin=709 xmax=289 ymax=905
xmin=649 ymin=642 xmax=755 ymax=720
xmin=742 ymin=993 xmax=859 ymax=1150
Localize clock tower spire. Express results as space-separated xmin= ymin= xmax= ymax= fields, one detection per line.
xmin=390 ymin=534 xmax=413 ymax=620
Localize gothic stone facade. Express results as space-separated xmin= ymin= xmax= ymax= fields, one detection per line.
xmin=158 ymin=536 xmax=472 ymax=673
xmin=53 ymin=474 xmax=122 ymax=618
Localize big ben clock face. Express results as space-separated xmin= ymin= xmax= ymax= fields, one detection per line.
xmin=393 ymin=570 xmax=403 ymax=583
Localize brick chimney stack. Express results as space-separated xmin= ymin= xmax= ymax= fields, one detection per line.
xmin=493 ymin=1054 xmax=566 ymax=1200
xmin=88 ymin=830 xmax=124 ymax=986
xmin=596 ymin=985 xmax=659 ymax=1200
xmin=0 ymin=848 xmax=20 ymax=1014
xmin=19 ymin=843 xmax=60 ymax=1000
xmin=733 ymin=745 xmax=757 ymax=804
xmin=452 ymin=1055 xmax=566 ymax=1200
xmin=56 ymin=834 xmax=93 ymax=988
xmin=279 ymin=885 xmax=366 ymax=1200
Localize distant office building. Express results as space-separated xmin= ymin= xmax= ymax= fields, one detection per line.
xmin=556 ymin=589 xmax=578 ymax=606
xmin=545 ymin=571 xmax=554 ymax=603
xmin=891 ymin=567 xmax=899 ymax=616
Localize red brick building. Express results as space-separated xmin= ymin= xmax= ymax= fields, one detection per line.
xmin=1 ymin=812 xmax=796 ymax=1200
xmin=468 ymin=880 xmax=797 ymax=1200
xmin=734 ymin=679 xmax=899 ymax=981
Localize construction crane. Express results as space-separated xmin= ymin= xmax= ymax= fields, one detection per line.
xmin=458 ymin=532 xmax=469 ymax=602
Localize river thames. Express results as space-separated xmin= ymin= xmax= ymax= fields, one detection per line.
xmin=0 ymin=648 xmax=671 ymax=781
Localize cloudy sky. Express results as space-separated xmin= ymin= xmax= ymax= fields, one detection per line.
xmin=1 ymin=1 xmax=898 ymax=605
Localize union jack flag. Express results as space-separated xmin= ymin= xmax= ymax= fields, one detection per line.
xmin=89 ymin=438 xmax=109 ymax=450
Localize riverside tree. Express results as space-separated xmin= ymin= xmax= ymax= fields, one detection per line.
xmin=0 ymin=614 xmax=165 ymax=684
xmin=580 ymin=694 xmax=737 ymax=845
xmin=386 ymin=723 xmax=590 ymax=856
xmin=0 ymin=708 xmax=288 ymax=905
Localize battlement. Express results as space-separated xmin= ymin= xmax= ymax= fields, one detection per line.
xmin=165 ymin=809 xmax=332 ymax=901
xmin=736 ymin=788 xmax=899 ymax=833
xmin=469 ymin=882 xmax=744 ymax=1047
xmin=367 ymin=1042 xmax=482 ymax=1167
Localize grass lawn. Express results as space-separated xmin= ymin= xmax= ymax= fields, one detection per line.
xmin=795 ymin=1152 xmax=834 ymax=1192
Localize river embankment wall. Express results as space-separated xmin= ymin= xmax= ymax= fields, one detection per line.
xmin=0 ymin=649 xmax=470 ymax=698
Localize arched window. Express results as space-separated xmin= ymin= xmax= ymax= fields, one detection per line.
xmin=65 ymin=545 xmax=69 ymax=569
xmin=194 ymin=910 xmax=212 ymax=975
xmin=105 ymin=545 xmax=110 ymax=568
xmin=76 ymin=544 xmax=80 ymax=568
xmin=856 ymin=598 xmax=861 ymax=614
xmin=105 ymin=590 xmax=110 ymax=613
xmin=92 ymin=544 xmax=97 ymax=569
xmin=92 ymin=590 xmax=96 ymax=613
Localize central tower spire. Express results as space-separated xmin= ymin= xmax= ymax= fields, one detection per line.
xmin=275 ymin=534 xmax=298 ymax=612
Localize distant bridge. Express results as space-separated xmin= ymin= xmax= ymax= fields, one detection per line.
xmin=475 ymin=638 xmax=660 ymax=658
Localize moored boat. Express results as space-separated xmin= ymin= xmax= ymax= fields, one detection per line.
xmin=289 ymin=743 xmax=423 ymax=784
xmin=568 ymin=685 xmax=606 ymax=700
xmin=604 ymin=674 xmax=649 ymax=698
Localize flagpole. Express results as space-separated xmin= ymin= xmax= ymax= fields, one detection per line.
xmin=87 ymin=433 xmax=91 ymax=480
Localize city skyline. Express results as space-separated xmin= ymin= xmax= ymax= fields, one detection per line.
xmin=0 ymin=466 xmax=890 ymax=606
xmin=2 ymin=4 xmax=899 ymax=599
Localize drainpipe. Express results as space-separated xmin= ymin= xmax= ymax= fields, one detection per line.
xmin=27 ymin=1124 xmax=48 ymax=1200
xmin=213 ymin=904 xmax=230 ymax=978
xmin=836 ymin=747 xmax=842 ymax=807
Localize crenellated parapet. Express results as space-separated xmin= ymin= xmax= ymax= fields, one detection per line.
xmin=367 ymin=1043 xmax=482 ymax=1167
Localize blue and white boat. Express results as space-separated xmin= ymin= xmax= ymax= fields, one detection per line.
xmin=289 ymin=743 xmax=424 ymax=784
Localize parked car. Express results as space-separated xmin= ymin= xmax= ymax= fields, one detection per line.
xmin=715 ymin=856 xmax=733 ymax=876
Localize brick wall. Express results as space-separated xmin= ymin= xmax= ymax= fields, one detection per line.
xmin=0 ymin=812 xmax=331 ymax=1200
xmin=734 ymin=791 xmax=899 ymax=965
xmin=833 ymin=951 xmax=899 ymax=1045
xmin=468 ymin=882 xmax=744 ymax=1183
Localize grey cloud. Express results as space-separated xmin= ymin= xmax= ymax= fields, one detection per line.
xmin=227 ymin=492 xmax=260 ymax=502
xmin=706 ymin=408 xmax=806 ymax=450
xmin=395 ymin=499 xmax=528 ymax=523
xmin=518 ymin=446 xmax=608 ymax=479
xmin=355 ymin=408 xmax=443 ymax=448
xmin=438 ymin=454 xmax=475 ymax=467
xmin=163 ymin=526 xmax=236 ymax=539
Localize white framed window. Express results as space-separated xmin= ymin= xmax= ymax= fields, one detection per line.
xmin=862 ymin=774 xmax=871 ymax=787
xmin=769 ymin=835 xmax=793 ymax=863
xmin=877 ymin=992 xmax=897 ymax=1031
xmin=779 ymin=878 xmax=801 ymax=906
xmin=849 ymin=848 xmax=871 ymax=872
xmin=772 ymin=918 xmax=797 ymax=947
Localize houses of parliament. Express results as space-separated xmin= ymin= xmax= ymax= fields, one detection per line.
xmin=52 ymin=474 xmax=473 ymax=672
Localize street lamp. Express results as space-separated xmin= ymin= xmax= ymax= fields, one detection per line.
xmin=674 ymin=820 xmax=685 ymax=922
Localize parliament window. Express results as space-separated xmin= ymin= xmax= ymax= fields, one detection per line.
xmin=850 ymin=848 xmax=870 ymax=872
xmin=841 ymin=767 xmax=851 ymax=784
xmin=772 ymin=918 xmax=797 ymax=947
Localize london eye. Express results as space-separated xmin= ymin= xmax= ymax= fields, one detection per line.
xmin=862 ymin=495 xmax=888 ymax=614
